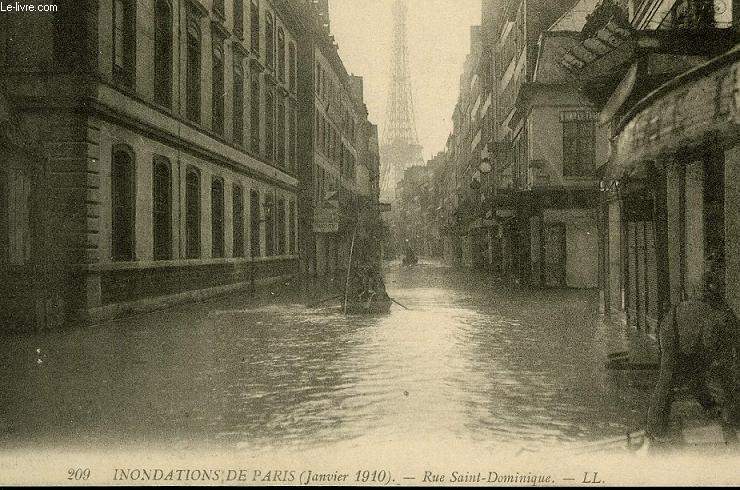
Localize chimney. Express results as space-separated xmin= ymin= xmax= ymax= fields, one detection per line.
xmin=350 ymin=75 xmax=364 ymax=103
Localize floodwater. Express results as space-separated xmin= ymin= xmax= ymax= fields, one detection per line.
xmin=0 ymin=260 xmax=653 ymax=454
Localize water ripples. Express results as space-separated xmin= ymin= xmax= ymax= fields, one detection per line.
xmin=0 ymin=262 xmax=651 ymax=452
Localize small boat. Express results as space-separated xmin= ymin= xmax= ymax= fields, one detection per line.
xmin=402 ymin=255 xmax=418 ymax=266
xmin=344 ymin=296 xmax=392 ymax=315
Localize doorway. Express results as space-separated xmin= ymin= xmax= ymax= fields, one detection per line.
xmin=543 ymin=223 xmax=566 ymax=287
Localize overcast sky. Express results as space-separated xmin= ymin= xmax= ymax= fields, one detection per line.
xmin=329 ymin=0 xmax=482 ymax=161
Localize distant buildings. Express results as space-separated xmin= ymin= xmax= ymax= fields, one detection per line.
xmin=0 ymin=0 xmax=380 ymax=330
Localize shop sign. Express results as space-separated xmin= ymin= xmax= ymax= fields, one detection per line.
xmin=313 ymin=201 xmax=340 ymax=234
xmin=600 ymin=179 xmax=621 ymax=192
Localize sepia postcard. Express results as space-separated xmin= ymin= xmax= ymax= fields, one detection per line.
xmin=0 ymin=0 xmax=739 ymax=486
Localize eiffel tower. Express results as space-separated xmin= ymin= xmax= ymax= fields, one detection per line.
xmin=380 ymin=0 xmax=425 ymax=203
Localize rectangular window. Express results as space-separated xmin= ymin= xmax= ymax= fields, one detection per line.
xmin=562 ymin=119 xmax=596 ymax=177
xmin=265 ymin=90 xmax=275 ymax=163
xmin=213 ymin=0 xmax=225 ymax=17
xmin=250 ymin=190 xmax=261 ymax=257
xmin=113 ymin=0 xmax=136 ymax=88
xmin=264 ymin=193 xmax=275 ymax=256
xmin=277 ymin=27 xmax=285 ymax=82
xmin=152 ymin=157 xmax=172 ymax=260
xmin=186 ymin=21 xmax=202 ymax=123
xmin=234 ymin=0 xmax=244 ymax=38
xmin=323 ymin=117 xmax=329 ymax=155
xmin=250 ymin=1 xmax=260 ymax=54
xmin=6 ymin=169 xmax=31 ymax=266
xmin=53 ymin=0 xmax=84 ymax=69
xmin=277 ymin=99 xmax=286 ymax=168
xmin=319 ymin=116 xmax=325 ymax=155
xmin=211 ymin=177 xmax=225 ymax=258
xmin=185 ymin=168 xmax=201 ymax=259
xmin=250 ymin=76 xmax=261 ymax=154
xmin=265 ymin=13 xmax=275 ymax=69
xmin=233 ymin=57 xmax=244 ymax=147
xmin=288 ymin=42 xmax=296 ymax=93
xmin=289 ymin=200 xmax=296 ymax=255
xmin=233 ymin=185 xmax=245 ymax=258
xmin=277 ymin=198 xmax=286 ymax=255
xmin=154 ymin=0 xmax=173 ymax=108
xmin=212 ymin=35 xmax=225 ymax=136
xmin=289 ymin=107 xmax=297 ymax=173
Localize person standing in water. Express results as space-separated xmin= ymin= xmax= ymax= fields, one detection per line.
xmin=646 ymin=257 xmax=739 ymax=442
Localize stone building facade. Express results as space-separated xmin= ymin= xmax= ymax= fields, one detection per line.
xmin=0 ymin=0 xmax=377 ymax=329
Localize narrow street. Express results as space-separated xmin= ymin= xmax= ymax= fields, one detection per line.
xmin=0 ymin=261 xmax=652 ymax=454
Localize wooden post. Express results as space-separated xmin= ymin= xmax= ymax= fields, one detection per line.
xmin=343 ymin=212 xmax=359 ymax=314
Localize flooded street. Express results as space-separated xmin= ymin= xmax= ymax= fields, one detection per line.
xmin=0 ymin=261 xmax=652 ymax=454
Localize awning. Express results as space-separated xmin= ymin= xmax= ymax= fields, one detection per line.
xmin=609 ymin=46 xmax=740 ymax=176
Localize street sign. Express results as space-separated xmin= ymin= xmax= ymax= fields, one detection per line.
xmin=313 ymin=206 xmax=340 ymax=233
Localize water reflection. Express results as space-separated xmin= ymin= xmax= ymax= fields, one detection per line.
xmin=0 ymin=261 xmax=651 ymax=452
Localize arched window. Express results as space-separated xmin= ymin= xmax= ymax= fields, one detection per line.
xmin=154 ymin=0 xmax=172 ymax=108
xmin=288 ymin=42 xmax=296 ymax=93
xmin=233 ymin=56 xmax=244 ymax=147
xmin=113 ymin=0 xmax=136 ymax=87
xmin=250 ymin=190 xmax=261 ymax=257
xmin=185 ymin=167 xmax=201 ymax=259
xmin=211 ymin=177 xmax=225 ymax=258
xmin=186 ymin=19 xmax=202 ymax=123
xmin=111 ymin=146 xmax=136 ymax=261
xmin=212 ymin=32 xmax=225 ymax=136
xmin=233 ymin=185 xmax=245 ymax=258
xmin=265 ymin=12 xmax=275 ymax=69
xmin=250 ymin=75 xmax=261 ymax=154
xmin=265 ymin=89 xmax=275 ymax=163
xmin=152 ymin=156 xmax=172 ymax=260
xmin=277 ymin=27 xmax=285 ymax=82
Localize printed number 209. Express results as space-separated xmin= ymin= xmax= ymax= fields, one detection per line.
xmin=67 ymin=468 xmax=91 ymax=480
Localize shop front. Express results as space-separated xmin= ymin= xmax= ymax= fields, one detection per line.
xmin=604 ymin=46 xmax=740 ymax=331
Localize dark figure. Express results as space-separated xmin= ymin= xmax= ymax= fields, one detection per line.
xmin=402 ymin=241 xmax=417 ymax=266
xmin=646 ymin=264 xmax=739 ymax=440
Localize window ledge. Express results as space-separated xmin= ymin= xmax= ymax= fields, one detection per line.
xmin=80 ymin=255 xmax=299 ymax=273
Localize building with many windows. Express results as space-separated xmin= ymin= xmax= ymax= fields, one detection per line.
xmin=0 ymin=0 xmax=314 ymax=328
xmin=296 ymin=2 xmax=379 ymax=279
